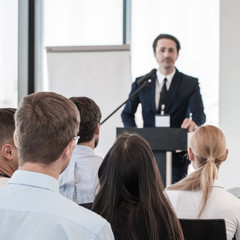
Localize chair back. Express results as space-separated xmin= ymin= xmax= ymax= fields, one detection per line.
xmin=79 ymin=203 xmax=92 ymax=210
xmin=179 ymin=218 xmax=227 ymax=240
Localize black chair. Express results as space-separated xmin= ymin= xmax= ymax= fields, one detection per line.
xmin=79 ymin=203 xmax=92 ymax=210
xmin=179 ymin=218 xmax=227 ymax=240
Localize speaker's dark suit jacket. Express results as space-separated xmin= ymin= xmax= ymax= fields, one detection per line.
xmin=121 ymin=69 xmax=206 ymax=183
xmin=121 ymin=69 xmax=206 ymax=128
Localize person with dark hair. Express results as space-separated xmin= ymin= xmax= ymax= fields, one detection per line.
xmin=152 ymin=33 xmax=181 ymax=54
xmin=166 ymin=125 xmax=240 ymax=240
xmin=0 ymin=92 xmax=114 ymax=239
xmin=121 ymin=33 xmax=206 ymax=183
xmin=92 ymin=133 xmax=184 ymax=240
xmin=59 ymin=97 xmax=102 ymax=206
xmin=0 ymin=108 xmax=18 ymax=185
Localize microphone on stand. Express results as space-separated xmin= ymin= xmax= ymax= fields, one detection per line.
xmin=101 ymin=78 xmax=153 ymax=125
xmin=100 ymin=69 xmax=156 ymax=125
xmin=137 ymin=68 xmax=157 ymax=86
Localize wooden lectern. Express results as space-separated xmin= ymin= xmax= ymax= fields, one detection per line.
xmin=116 ymin=127 xmax=187 ymax=187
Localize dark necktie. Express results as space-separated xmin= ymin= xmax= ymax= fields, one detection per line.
xmin=158 ymin=78 xmax=168 ymax=113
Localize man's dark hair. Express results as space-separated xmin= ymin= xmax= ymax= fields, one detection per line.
xmin=0 ymin=108 xmax=16 ymax=146
xmin=152 ymin=33 xmax=181 ymax=53
xmin=70 ymin=97 xmax=101 ymax=143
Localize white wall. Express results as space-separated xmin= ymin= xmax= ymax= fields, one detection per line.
xmin=46 ymin=46 xmax=131 ymax=158
xmin=132 ymin=0 xmax=219 ymax=126
xmin=219 ymin=0 xmax=240 ymax=189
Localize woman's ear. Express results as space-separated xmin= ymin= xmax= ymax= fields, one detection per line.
xmin=188 ymin=147 xmax=194 ymax=161
xmin=223 ymin=149 xmax=228 ymax=162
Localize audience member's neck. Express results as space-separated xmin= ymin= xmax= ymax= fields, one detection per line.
xmin=20 ymin=161 xmax=60 ymax=179
xmin=158 ymin=66 xmax=175 ymax=76
xmin=79 ymin=140 xmax=95 ymax=150
xmin=0 ymin=159 xmax=14 ymax=178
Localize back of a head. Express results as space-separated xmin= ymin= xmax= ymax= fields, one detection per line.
xmin=97 ymin=133 xmax=164 ymax=205
xmin=190 ymin=125 xmax=226 ymax=168
xmin=70 ymin=97 xmax=101 ymax=143
xmin=15 ymin=92 xmax=80 ymax=166
xmin=191 ymin=125 xmax=227 ymax=217
xmin=0 ymin=108 xmax=16 ymax=147
xmin=168 ymin=125 xmax=227 ymax=218
xmin=93 ymin=133 xmax=183 ymax=240
xmin=0 ymin=108 xmax=18 ymax=177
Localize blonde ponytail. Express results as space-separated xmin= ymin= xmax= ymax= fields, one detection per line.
xmin=167 ymin=125 xmax=227 ymax=218
xmin=198 ymin=158 xmax=218 ymax=217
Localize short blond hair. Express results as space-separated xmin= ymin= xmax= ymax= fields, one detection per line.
xmin=15 ymin=92 xmax=80 ymax=166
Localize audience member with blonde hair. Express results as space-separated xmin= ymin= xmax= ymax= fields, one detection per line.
xmin=0 ymin=108 xmax=18 ymax=185
xmin=166 ymin=125 xmax=240 ymax=240
xmin=92 ymin=133 xmax=184 ymax=240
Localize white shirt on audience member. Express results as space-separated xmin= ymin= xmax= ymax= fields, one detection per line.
xmin=59 ymin=144 xmax=102 ymax=204
xmin=166 ymin=179 xmax=240 ymax=240
xmin=0 ymin=170 xmax=114 ymax=240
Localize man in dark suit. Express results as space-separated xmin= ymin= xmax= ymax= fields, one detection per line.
xmin=121 ymin=33 xmax=206 ymax=183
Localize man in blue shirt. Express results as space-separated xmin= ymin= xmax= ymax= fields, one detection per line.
xmin=0 ymin=92 xmax=114 ymax=239
xmin=59 ymin=97 xmax=102 ymax=206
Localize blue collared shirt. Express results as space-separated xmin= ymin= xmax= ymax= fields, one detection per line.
xmin=59 ymin=145 xmax=102 ymax=204
xmin=0 ymin=170 xmax=114 ymax=240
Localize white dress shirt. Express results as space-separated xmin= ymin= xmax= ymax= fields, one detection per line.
xmin=166 ymin=179 xmax=240 ymax=240
xmin=59 ymin=144 xmax=102 ymax=204
xmin=155 ymin=68 xmax=175 ymax=110
xmin=0 ymin=170 xmax=114 ymax=240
